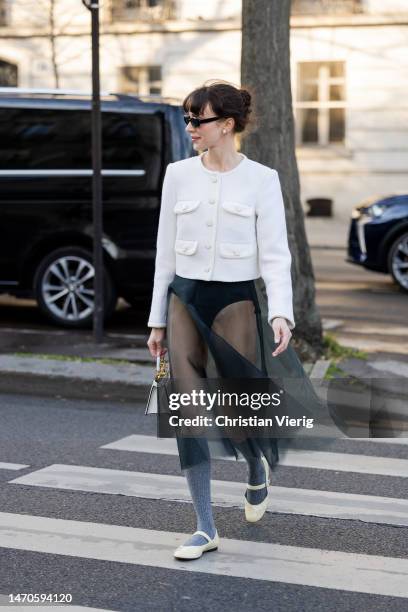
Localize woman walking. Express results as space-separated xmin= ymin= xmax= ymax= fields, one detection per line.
xmin=146 ymin=81 xmax=323 ymax=560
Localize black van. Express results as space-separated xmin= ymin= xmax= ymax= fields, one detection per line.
xmin=0 ymin=88 xmax=193 ymax=327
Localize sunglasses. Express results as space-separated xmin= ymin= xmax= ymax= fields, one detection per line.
xmin=183 ymin=114 xmax=221 ymax=128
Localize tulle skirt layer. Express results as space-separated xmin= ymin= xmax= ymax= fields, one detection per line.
xmin=163 ymin=274 xmax=336 ymax=472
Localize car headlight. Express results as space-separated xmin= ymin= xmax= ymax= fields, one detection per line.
xmin=366 ymin=203 xmax=387 ymax=218
xmin=352 ymin=201 xmax=388 ymax=220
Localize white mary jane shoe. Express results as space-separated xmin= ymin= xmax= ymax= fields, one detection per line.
xmin=174 ymin=530 xmax=219 ymax=560
xmin=244 ymin=456 xmax=270 ymax=523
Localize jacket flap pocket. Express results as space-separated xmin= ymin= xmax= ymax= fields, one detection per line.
xmin=175 ymin=239 xmax=198 ymax=255
xmin=219 ymin=242 xmax=256 ymax=258
xmin=221 ymin=201 xmax=253 ymax=217
xmin=174 ymin=200 xmax=200 ymax=214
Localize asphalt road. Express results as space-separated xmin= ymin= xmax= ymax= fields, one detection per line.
xmin=1 ymin=392 xmax=408 ymax=611
xmin=313 ymin=248 xmax=408 ymax=355
xmin=315 ymin=248 xmax=406 ymax=324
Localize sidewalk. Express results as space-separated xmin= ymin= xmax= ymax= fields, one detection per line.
xmin=304 ymin=215 xmax=349 ymax=249
xmin=0 ymin=329 xmax=151 ymax=402
xmin=0 ymin=325 xmax=407 ymax=419
xmin=0 ymin=327 xmax=328 ymax=403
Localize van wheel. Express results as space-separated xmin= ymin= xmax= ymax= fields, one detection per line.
xmin=33 ymin=246 xmax=118 ymax=328
xmin=388 ymin=232 xmax=408 ymax=292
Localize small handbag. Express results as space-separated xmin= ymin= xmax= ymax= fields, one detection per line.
xmin=144 ymin=353 xmax=170 ymax=415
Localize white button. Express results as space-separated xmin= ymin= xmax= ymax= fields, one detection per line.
xmin=205 ymin=267 xmax=211 ymax=272
xmin=205 ymin=244 xmax=211 ymax=249
xmin=235 ymin=206 xmax=242 ymax=212
xmin=182 ymin=246 xmax=188 ymax=252
xmin=233 ymin=250 xmax=239 ymax=256
xmin=209 ymin=198 xmax=216 ymax=205
xmin=182 ymin=204 xmax=187 ymax=210
xmin=211 ymin=176 xmax=218 ymax=183
xmin=206 ymin=220 xmax=213 ymax=226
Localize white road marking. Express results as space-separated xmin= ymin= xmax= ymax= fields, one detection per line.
xmin=101 ymin=434 xmax=408 ymax=477
xmin=0 ymin=512 xmax=407 ymax=599
xmin=0 ymin=462 xmax=29 ymax=470
xmin=9 ymin=464 xmax=408 ymax=527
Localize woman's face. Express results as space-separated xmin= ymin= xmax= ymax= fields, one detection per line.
xmin=185 ymin=102 xmax=230 ymax=150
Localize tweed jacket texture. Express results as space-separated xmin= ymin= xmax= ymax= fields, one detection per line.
xmin=147 ymin=152 xmax=295 ymax=330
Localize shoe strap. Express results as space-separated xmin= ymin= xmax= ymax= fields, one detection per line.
xmin=247 ymin=482 xmax=267 ymax=490
xmin=247 ymin=457 xmax=270 ymax=490
xmin=193 ymin=530 xmax=214 ymax=542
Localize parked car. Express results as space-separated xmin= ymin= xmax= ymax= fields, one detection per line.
xmin=0 ymin=87 xmax=194 ymax=327
xmin=347 ymin=193 xmax=408 ymax=291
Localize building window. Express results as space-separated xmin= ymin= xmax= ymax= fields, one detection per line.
xmin=111 ymin=0 xmax=174 ymax=22
xmin=0 ymin=60 xmax=18 ymax=86
xmin=291 ymin=0 xmax=363 ymax=14
xmin=296 ymin=61 xmax=346 ymax=146
xmin=119 ymin=66 xmax=162 ymax=95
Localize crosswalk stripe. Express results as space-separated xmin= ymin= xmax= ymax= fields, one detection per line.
xmin=102 ymin=433 xmax=408 ymax=454
xmin=0 ymin=594 xmax=113 ymax=611
xmin=9 ymin=464 xmax=408 ymax=527
xmin=0 ymin=462 xmax=29 ymax=470
xmin=0 ymin=512 xmax=407 ymax=599
xmin=101 ymin=434 xmax=408 ymax=477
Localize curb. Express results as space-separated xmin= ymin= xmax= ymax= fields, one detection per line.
xmin=0 ymin=371 xmax=150 ymax=404
xmin=0 ymin=355 xmax=333 ymax=404
xmin=0 ymin=355 xmax=151 ymax=404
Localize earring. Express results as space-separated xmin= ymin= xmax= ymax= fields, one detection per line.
xmin=223 ymin=129 xmax=227 ymax=134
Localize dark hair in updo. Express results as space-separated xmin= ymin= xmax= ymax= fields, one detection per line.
xmin=182 ymin=79 xmax=254 ymax=134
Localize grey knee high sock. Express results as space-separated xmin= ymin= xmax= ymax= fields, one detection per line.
xmin=235 ymin=440 xmax=268 ymax=505
xmin=182 ymin=458 xmax=217 ymax=546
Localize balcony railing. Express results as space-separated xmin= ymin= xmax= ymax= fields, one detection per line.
xmin=291 ymin=0 xmax=363 ymax=15
xmin=111 ymin=0 xmax=175 ymax=22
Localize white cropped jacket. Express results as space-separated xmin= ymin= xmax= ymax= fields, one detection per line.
xmin=147 ymin=152 xmax=295 ymax=330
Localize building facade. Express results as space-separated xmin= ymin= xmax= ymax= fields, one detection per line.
xmin=0 ymin=0 xmax=407 ymax=219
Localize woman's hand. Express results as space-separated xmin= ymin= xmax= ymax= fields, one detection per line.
xmin=271 ymin=317 xmax=292 ymax=356
xmin=147 ymin=327 xmax=167 ymax=359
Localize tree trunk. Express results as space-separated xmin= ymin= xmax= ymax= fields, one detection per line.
xmin=241 ymin=0 xmax=323 ymax=360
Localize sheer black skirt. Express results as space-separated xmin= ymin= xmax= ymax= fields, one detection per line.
xmin=164 ymin=274 xmax=336 ymax=472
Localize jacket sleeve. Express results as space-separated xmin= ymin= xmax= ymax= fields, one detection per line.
xmin=147 ymin=163 xmax=177 ymax=328
xmin=255 ymin=169 xmax=295 ymax=331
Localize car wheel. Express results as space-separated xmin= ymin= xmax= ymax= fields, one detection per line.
xmin=388 ymin=231 xmax=408 ymax=292
xmin=33 ymin=246 xmax=118 ymax=328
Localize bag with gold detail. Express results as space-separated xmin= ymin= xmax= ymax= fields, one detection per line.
xmin=144 ymin=354 xmax=170 ymax=415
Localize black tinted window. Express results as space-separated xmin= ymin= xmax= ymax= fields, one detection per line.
xmin=0 ymin=107 xmax=91 ymax=169
xmin=0 ymin=106 xmax=163 ymax=178
xmin=102 ymin=110 xmax=162 ymax=172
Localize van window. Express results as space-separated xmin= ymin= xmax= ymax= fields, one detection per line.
xmin=0 ymin=107 xmax=91 ymax=169
xmin=0 ymin=106 xmax=163 ymax=186
xmin=102 ymin=110 xmax=162 ymax=174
